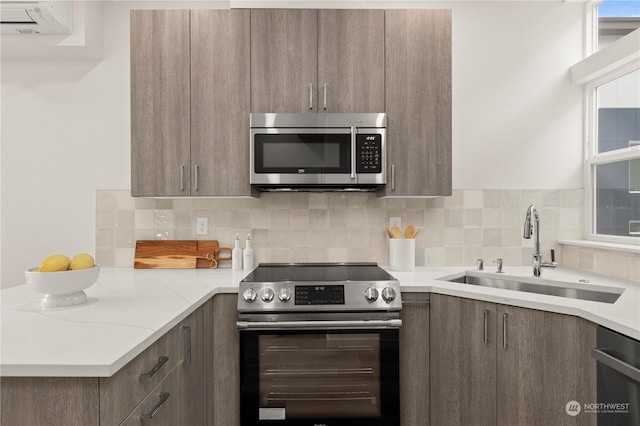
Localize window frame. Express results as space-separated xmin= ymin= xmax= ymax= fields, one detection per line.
xmin=583 ymin=2 xmax=640 ymax=245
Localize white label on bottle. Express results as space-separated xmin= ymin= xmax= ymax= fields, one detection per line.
xmin=259 ymin=408 xmax=286 ymax=420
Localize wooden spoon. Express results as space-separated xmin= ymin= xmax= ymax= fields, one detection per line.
xmin=404 ymin=225 xmax=415 ymax=239
xmin=412 ymin=228 xmax=423 ymax=239
xmin=390 ymin=226 xmax=402 ymax=239
xmin=385 ymin=227 xmax=394 ymax=238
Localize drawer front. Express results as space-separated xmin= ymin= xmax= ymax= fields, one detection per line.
xmin=100 ymin=326 xmax=179 ymax=426
xmin=120 ymin=364 xmax=182 ymax=426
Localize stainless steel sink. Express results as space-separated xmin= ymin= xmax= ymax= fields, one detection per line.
xmin=437 ymin=272 xmax=624 ymax=304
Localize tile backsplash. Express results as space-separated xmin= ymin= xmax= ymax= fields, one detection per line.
xmin=96 ymin=189 xmax=585 ymax=269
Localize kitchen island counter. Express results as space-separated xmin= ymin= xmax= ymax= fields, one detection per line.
xmin=1 ymin=265 xmax=638 ymax=377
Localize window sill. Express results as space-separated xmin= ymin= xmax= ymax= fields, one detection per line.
xmin=558 ymin=240 xmax=640 ymax=255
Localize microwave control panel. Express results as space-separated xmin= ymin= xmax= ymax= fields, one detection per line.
xmin=356 ymin=134 xmax=382 ymax=173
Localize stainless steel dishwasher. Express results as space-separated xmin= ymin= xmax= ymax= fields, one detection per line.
xmin=592 ymin=326 xmax=640 ymax=426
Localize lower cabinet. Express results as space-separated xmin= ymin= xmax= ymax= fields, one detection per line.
xmin=430 ymin=294 xmax=597 ymax=426
xmin=179 ymin=303 xmax=205 ymax=426
xmin=205 ymin=293 xmax=240 ymax=426
xmin=0 ymin=297 xmax=209 ymax=426
xmin=399 ymin=292 xmax=430 ymax=426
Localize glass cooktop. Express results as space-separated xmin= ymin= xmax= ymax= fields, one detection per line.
xmin=242 ymin=262 xmax=397 ymax=283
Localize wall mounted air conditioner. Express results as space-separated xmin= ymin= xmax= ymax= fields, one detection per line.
xmin=1 ymin=1 xmax=72 ymax=35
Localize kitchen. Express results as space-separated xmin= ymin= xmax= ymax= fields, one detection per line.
xmin=1 ymin=0 xmax=639 ymax=425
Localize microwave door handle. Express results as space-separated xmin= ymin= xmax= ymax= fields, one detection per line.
xmin=350 ymin=127 xmax=356 ymax=179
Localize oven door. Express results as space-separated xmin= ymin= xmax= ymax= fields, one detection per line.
xmin=239 ymin=324 xmax=399 ymax=426
xmin=251 ymin=128 xmax=353 ymax=186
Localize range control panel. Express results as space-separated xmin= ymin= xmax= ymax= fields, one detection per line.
xmin=237 ymin=281 xmax=401 ymax=313
xmin=356 ymin=134 xmax=382 ymax=174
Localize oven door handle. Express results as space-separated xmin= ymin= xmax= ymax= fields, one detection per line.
xmin=592 ymin=348 xmax=640 ymax=383
xmin=236 ymin=319 xmax=402 ymax=330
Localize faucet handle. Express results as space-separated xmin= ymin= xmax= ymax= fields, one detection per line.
xmin=542 ymin=250 xmax=558 ymax=269
xmin=493 ymin=258 xmax=503 ymax=273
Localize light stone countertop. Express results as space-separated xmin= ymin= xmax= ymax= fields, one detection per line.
xmin=1 ymin=265 xmax=638 ymax=377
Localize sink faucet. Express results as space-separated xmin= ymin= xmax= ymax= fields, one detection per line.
xmin=523 ymin=205 xmax=557 ymax=277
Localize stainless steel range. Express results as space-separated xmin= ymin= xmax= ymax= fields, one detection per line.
xmin=237 ymin=263 xmax=402 ymax=426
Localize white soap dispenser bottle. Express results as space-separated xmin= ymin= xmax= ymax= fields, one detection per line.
xmin=243 ymin=234 xmax=254 ymax=271
xmin=232 ymin=234 xmax=243 ymax=270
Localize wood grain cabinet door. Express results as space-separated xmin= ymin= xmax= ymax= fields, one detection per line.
xmin=0 ymin=377 xmax=99 ymax=426
xmin=430 ymin=294 xmax=497 ymax=426
xmin=130 ymin=10 xmax=191 ymax=197
xmin=399 ymin=293 xmax=430 ymax=426
xmin=191 ymin=10 xmax=251 ymax=196
xmin=250 ymin=9 xmax=318 ymax=113
xmin=382 ymin=10 xmax=452 ymax=196
xmin=178 ymin=303 xmax=205 ymax=426
xmin=317 ymin=10 xmax=385 ymax=113
xmin=205 ymin=294 xmax=240 ymax=426
xmin=496 ymin=306 xmax=597 ymax=426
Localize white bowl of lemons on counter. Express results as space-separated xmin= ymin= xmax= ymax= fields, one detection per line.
xmin=25 ymin=253 xmax=99 ymax=308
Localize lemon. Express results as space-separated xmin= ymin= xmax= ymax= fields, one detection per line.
xmin=39 ymin=254 xmax=71 ymax=272
xmin=70 ymin=253 xmax=95 ymax=270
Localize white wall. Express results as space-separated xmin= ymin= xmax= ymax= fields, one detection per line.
xmin=0 ymin=0 xmax=586 ymax=288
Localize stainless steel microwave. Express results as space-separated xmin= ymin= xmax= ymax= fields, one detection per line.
xmin=250 ymin=113 xmax=386 ymax=191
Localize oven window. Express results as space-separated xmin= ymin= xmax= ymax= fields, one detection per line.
xmin=258 ymin=333 xmax=381 ymax=418
xmin=254 ymin=133 xmax=351 ymax=174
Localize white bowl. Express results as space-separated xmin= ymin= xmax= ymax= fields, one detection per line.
xmin=25 ymin=265 xmax=100 ymax=308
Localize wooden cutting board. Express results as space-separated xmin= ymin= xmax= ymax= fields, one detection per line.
xmin=134 ymin=240 xmax=232 ymax=269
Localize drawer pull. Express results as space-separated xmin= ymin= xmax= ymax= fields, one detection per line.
xmin=140 ymin=392 xmax=170 ymax=420
xmin=502 ymin=313 xmax=508 ymax=349
xmin=139 ymin=356 xmax=169 ymax=381
xmin=483 ymin=309 xmax=489 ymax=344
xmin=182 ymin=325 xmax=192 ymax=365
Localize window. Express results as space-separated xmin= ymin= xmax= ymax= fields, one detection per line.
xmin=588 ymin=68 xmax=640 ymax=242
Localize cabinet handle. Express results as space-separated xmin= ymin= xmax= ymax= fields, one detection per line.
xmin=194 ymin=165 xmax=199 ymax=192
xmin=182 ymin=325 xmax=192 ymax=365
xmin=502 ymin=313 xmax=508 ymax=349
xmin=139 ymin=356 xmax=169 ymax=380
xmin=179 ymin=165 xmax=185 ymax=192
xmin=350 ymin=126 xmax=356 ymax=179
xmin=309 ymin=83 xmax=313 ymax=110
xmin=140 ymin=392 xmax=170 ymax=420
xmin=391 ymin=164 xmax=396 ymax=191
xmin=483 ymin=309 xmax=489 ymax=344
xmin=323 ymin=83 xmax=327 ymax=110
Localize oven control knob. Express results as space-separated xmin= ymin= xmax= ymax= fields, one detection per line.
xmin=278 ymin=287 xmax=292 ymax=302
xmin=382 ymin=287 xmax=396 ymax=303
xmin=261 ymin=287 xmax=275 ymax=303
xmin=364 ymin=287 xmax=379 ymax=302
xmin=242 ymin=288 xmax=257 ymax=303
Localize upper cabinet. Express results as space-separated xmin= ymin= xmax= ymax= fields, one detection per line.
xmin=250 ymin=9 xmax=384 ymax=113
xmin=131 ymin=10 xmax=251 ymax=197
xmin=131 ymin=9 xmax=450 ymax=197
xmin=380 ymin=10 xmax=452 ymax=197
xmin=317 ymin=10 xmax=385 ymax=112
xmin=131 ymin=10 xmax=190 ymax=197
xmin=190 ymin=10 xmax=251 ymax=196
